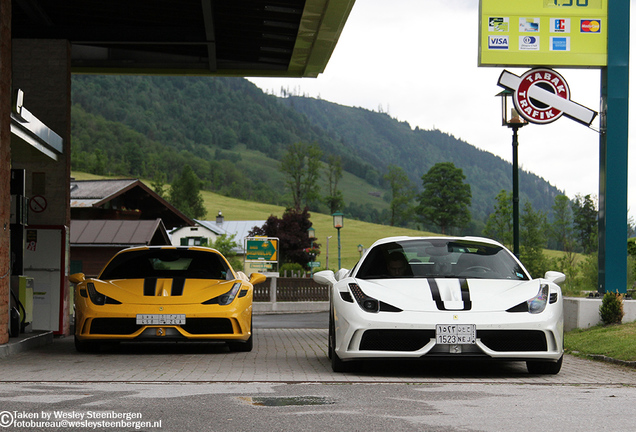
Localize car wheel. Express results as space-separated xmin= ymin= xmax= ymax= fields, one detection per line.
xmin=526 ymin=355 xmax=563 ymax=374
xmin=228 ymin=334 xmax=253 ymax=352
xmin=74 ymin=335 xmax=100 ymax=353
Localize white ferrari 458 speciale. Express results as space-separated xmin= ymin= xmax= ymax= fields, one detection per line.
xmin=313 ymin=236 xmax=565 ymax=374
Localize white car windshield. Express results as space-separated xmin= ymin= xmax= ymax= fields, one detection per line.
xmin=355 ymin=239 xmax=529 ymax=280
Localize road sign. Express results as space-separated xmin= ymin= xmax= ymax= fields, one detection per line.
xmin=245 ymin=237 xmax=278 ymax=262
xmin=498 ymin=68 xmax=597 ymax=125
xmin=308 ymin=261 xmax=321 ymax=268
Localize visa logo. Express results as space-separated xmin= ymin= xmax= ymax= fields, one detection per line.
xmin=488 ymin=35 xmax=509 ymax=49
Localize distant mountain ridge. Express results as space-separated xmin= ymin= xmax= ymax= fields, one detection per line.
xmin=70 ymin=75 xmax=562 ymax=229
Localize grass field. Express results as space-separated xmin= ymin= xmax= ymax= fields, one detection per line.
xmin=566 ymin=321 xmax=636 ymax=362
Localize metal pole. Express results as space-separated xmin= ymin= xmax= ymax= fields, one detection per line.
xmin=310 ymin=238 xmax=314 ymax=276
xmin=337 ymin=228 xmax=341 ymax=269
xmin=326 ymin=236 xmax=332 ymax=270
xmin=512 ymin=125 xmax=520 ymax=257
xmin=598 ymin=1 xmax=629 ymax=294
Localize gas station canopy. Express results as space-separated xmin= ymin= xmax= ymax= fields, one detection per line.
xmin=12 ymin=0 xmax=355 ymax=77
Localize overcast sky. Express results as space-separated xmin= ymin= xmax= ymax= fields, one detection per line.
xmin=249 ymin=0 xmax=634 ymax=215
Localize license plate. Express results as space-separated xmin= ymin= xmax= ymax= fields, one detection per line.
xmin=435 ymin=324 xmax=476 ymax=344
xmin=136 ymin=314 xmax=186 ymax=325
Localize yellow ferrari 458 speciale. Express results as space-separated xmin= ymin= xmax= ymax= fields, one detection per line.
xmin=70 ymin=246 xmax=265 ymax=353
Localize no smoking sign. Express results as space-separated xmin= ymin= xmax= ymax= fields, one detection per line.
xmin=498 ymin=67 xmax=597 ymax=126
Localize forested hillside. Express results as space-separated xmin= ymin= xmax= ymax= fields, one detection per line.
xmin=70 ymin=75 xmax=563 ymax=231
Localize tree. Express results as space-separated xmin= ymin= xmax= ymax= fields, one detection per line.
xmin=418 ymin=162 xmax=471 ymax=234
xmin=151 ymin=172 xmax=167 ymax=199
xmin=212 ymin=233 xmax=243 ymax=271
xmin=280 ymin=142 xmax=323 ymax=210
xmin=248 ymin=207 xmax=318 ymax=268
xmin=483 ymin=190 xmax=513 ymax=248
xmin=550 ymin=194 xmax=575 ymax=252
xmin=519 ymin=201 xmax=549 ymax=278
xmin=383 ymin=165 xmax=416 ymax=227
xmin=572 ymin=194 xmax=598 ymax=254
xmin=169 ymin=164 xmax=206 ymax=219
xmin=324 ymin=154 xmax=344 ymax=214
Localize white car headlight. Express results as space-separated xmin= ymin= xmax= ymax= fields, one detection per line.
xmin=506 ymin=284 xmax=550 ymax=314
xmin=527 ymin=284 xmax=549 ymax=314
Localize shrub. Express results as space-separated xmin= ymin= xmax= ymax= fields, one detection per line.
xmin=599 ymin=292 xmax=624 ymax=325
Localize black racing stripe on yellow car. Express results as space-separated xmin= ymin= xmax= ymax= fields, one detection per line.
xmin=144 ymin=278 xmax=157 ymax=296
xmin=428 ymin=278 xmax=472 ymax=311
xmin=171 ymin=277 xmax=185 ymax=296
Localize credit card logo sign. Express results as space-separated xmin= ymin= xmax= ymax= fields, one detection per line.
xmin=488 ymin=36 xmax=509 ymax=49
xmin=551 ymin=18 xmax=570 ymax=33
xmin=520 ymin=36 xmax=540 ymax=50
xmin=550 ymin=37 xmax=570 ymax=51
xmin=581 ymin=20 xmax=601 ymax=33
xmin=488 ymin=17 xmax=509 ymax=32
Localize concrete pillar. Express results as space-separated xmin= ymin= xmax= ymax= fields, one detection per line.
xmin=11 ymin=39 xmax=72 ymax=336
xmin=0 ymin=0 xmax=11 ymax=345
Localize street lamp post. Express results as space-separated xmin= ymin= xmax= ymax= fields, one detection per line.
xmin=307 ymin=227 xmax=316 ymax=276
xmin=332 ymin=212 xmax=344 ymax=269
xmin=357 ymin=244 xmax=363 ymax=258
xmin=497 ymin=89 xmax=528 ymax=258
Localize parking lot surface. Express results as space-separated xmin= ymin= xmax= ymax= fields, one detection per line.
xmin=0 ymin=312 xmax=634 ymax=384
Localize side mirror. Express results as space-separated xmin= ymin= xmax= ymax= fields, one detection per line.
xmin=544 ymin=271 xmax=566 ymax=285
xmin=249 ymin=273 xmax=267 ymax=286
xmin=69 ymin=273 xmax=86 ymax=284
xmin=335 ymin=268 xmax=350 ymax=281
xmin=313 ymin=270 xmax=337 ymax=286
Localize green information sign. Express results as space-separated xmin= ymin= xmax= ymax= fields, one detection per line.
xmin=245 ymin=237 xmax=278 ymax=262
xmin=479 ymin=0 xmax=607 ymax=67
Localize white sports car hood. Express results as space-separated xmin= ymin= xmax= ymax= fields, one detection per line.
xmin=349 ymin=277 xmax=543 ymax=313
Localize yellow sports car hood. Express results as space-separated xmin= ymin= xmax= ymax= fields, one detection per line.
xmin=88 ymin=277 xmax=244 ymax=305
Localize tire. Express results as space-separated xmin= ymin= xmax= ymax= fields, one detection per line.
xmin=227 ymin=334 xmax=253 ymax=352
xmin=74 ymin=335 xmax=100 ymax=353
xmin=526 ymin=355 xmax=563 ymax=374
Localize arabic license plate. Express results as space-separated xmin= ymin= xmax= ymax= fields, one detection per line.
xmin=435 ymin=324 xmax=476 ymax=345
xmin=136 ymin=314 xmax=186 ymax=325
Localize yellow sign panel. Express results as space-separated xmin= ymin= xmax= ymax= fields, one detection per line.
xmin=479 ymin=0 xmax=607 ymax=67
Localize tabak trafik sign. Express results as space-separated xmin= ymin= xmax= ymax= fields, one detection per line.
xmin=498 ymin=67 xmax=597 ymax=125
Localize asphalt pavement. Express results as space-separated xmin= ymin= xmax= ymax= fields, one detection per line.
xmin=1 ymin=312 xmax=636 ymax=431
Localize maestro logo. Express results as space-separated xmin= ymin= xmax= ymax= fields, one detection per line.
xmin=581 ymin=20 xmax=601 ymax=33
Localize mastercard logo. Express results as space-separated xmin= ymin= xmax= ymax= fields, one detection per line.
xmin=581 ymin=20 xmax=601 ymax=33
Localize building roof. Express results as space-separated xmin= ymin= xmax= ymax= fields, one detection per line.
xmin=198 ymin=219 xmax=264 ymax=241
xmin=12 ymin=0 xmax=356 ymax=78
xmin=71 ymin=219 xmax=171 ymax=246
xmin=71 ymin=178 xmax=194 ymax=229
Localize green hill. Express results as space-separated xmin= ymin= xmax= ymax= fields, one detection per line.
xmin=70 ymin=75 xmax=563 ymax=232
